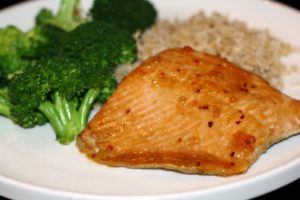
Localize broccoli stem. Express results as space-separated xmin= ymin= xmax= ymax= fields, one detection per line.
xmin=50 ymin=0 xmax=82 ymax=31
xmin=57 ymin=0 xmax=78 ymax=21
xmin=38 ymin=88 xmax=100 ymax=144
xmin=78 ymin=88 xmax=100 ymax=128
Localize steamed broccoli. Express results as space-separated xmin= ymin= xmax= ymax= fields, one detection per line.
xmin=35 ymin=0 xmax=87 ymax=31
xmin=0 ymin=26 xmax=29 ymax=81
xmin=0 ymin=25 xmax=53 ymax=123
xmin=22 ymin=24 xmax=67 ymax=59
xmin=0 ymin=0 xmax=82 ymax=81
xmin=9 ymin=21 xmax=136 ymax=144
xmin=58 ymin=21 xmax=136 ymax=65
xmin=0 ymin=0 xmax=81 ymax=81
xmin=26 ymin=0 xmax=87 ymax=58
xmin=0 ymin=25 xmax=67 ymax=126
xmin=35 ymin=8 xmax=54 ymax=26
xmin=90 ymin=0 xmax=157 ymax=33
xmin=0 ymin=26 xmax=43 ymax=122
xmin=0 ymin=85 xmax=47 ymax=126
xmin=0 ymin=24 xmax=67 ymax=81
xmin=1 ymin=0 xmax=141 ymax=145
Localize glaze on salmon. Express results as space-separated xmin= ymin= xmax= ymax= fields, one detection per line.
xmin=77 ymin=47 xmax=300 ymax=176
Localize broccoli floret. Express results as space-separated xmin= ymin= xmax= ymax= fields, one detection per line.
xmin=34 ymin=21 xmax=137 ymax=67
xmin=0 ymin=85 xmax=47 ymax=126
xmin=98 ymin=75 xmax=117 ymax=103
xmin=9 ymin=21 xmax=136 ymax=144
xmin=59 ymin=21 xmax=137 ymax=65
xmin=35 ymin=0 xmax=87 ymax=31
xmin=0 ymin=24 xmax=67 ymax=128
xmin=0 ymin=24 xmax=67 ymax=81
xmin=35 ymin=8 xmax=54 ymax=26
xmin=22 ymin=25 xmax=67 ymax=59
xmin=0 ymin=26 xmax=29 ymax=81
xmin=10 ymin=58 xmax=113 ymax=144
xmin=0 ymin=26 xmax=54 ymax=125
xmin=26 ymin=0 xmax=85 ymax=58
xmin=90 ymin=0 xmax=157 ymax=33
xmin=10 ymin=104 xmax=47 ymax=128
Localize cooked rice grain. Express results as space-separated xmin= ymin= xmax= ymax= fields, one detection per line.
xmin=115 ymin=12 xmax=294 ymax=88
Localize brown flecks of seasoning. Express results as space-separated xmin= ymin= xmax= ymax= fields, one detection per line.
xmin=208 ymin=121 xmax=214 ymax=127
xmin=230 ymin=152 xmax=236 ymax=157
xmin=125 ymin=108 xmax=131 ymax=114
xmin=199 ymin=104 xmax=209 ymax=110
xmin=153 ymin=56 xmax=162 ymax=65
xmin=196 ymin=88 xmax=201 ymax=93
xmin=176 ymin=68 xmax=181 ymax=73
xmin=244 ymin=137 xmax=255 ymax=146
xmin=106 ymin=145 xmax=114 ymax=152
xmin=234 ymin=132 xmax=256 ymax=150
xmin=177 ymin=137 xmax=182 ymax=143
xmin=236 ymin=120 xmax=242 ymax=124
xmin=194 ymin=58 xmax=200 ymax=64
xmin=236 ymin=112 xmax=245 ymax=124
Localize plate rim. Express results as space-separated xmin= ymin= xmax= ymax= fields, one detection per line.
xmin=0 ymin=0 xmax=300 ymax=199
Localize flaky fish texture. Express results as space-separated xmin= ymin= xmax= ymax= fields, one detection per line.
xmin=77 ymin=47 xmax=300 ymax=176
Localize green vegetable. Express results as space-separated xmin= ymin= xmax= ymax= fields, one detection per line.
xmin=0 ymin=0 xmax=146 ymax=145
xmin=0 ymin=26 xmax=29 ymax=81
xmin=90 ymin=0 xmax=157 ymax=33
xmin=37 ymin=21 xmax=137 ymax=66
xmin=0 ymin=85 xmax=47 ymax=126
xmin=0 ymin=21 xmax=67 ymax=127
xmin=0 ymin=0 xmax=76 ymax=81
xmin=35 ymin=0 xmax=87 ymax=31
xmin=9 ymin=21 xmax=136 ymax=144
xmin=0 ymin=88 xmax=12 ymax=118
xmin=23 ymin=24 xmax=67 ymax=59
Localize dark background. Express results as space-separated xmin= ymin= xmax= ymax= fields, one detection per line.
xmin=0 ymin=0 xmax=299 ymax=199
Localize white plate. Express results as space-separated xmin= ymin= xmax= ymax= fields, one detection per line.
xmin=1 ymin=0 xmax=300 ymax=199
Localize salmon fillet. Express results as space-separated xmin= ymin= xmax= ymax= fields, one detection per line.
xmin=77 ymin=47 xmax=300 ymax=176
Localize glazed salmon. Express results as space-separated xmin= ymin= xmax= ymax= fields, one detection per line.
xmin=77 ymin=47 xmax=300 ymax=176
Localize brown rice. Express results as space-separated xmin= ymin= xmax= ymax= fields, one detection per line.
xmin=115 ymin=12 xmax=294 ymax=88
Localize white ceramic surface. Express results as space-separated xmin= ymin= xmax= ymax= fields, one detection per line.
xmin=0 ymin=0 xmax=300 ymax=200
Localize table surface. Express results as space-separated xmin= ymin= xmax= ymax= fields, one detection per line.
xmin=0 ymin=0 xmax=299 ymax=199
